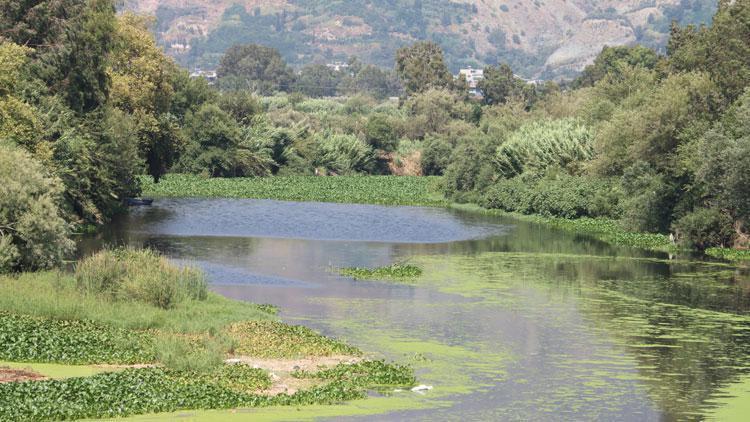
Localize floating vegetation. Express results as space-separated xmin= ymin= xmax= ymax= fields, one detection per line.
xmin=292 ymin=360 xmax=417 ymax=392
xmin=226 ymin=320 xmax=361 ymax=359
xmin=706 ymin=247 xmax=750 ymax=262
xmin=0 ymin=361 xmax=414 ymax=421
xmin=0 ymin=312 xmax=154 ymax=365
xmin=340 ymin=264 xmax=423 ymax=283
xmin=141 ymin=174 xmax=446 ymax=207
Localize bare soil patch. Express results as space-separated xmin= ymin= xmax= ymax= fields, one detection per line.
xmin=0 ymin=367 xmax=47 ymax=383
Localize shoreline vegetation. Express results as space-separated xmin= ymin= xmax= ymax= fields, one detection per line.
xmin=141 ymin=174 xmax=749 ymax=262
xmin=0 ymin=249 xmax=416 ymax=420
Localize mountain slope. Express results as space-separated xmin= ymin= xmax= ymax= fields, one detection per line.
xmin=122 ymin=0 xmax=717 ymax=79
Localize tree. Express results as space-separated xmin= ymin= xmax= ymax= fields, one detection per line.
xmin=478 ymin=64 xmax=525 ymax=105
xmin=294 ymin=64 xmax=340 ymax=97
xmin=395 ymin=41 xmax=452 ymax=94
xmin=364 ymin=114 xmax=398 ymax=152
xmin=217 ymin=44 xmax=294 ymax=95
xmin=669 ymin=0 xmax=750 ymax=102
xmin=109 ymin=13 xmax=184 ymax=183
xmin=0 ymin=144 xmax=73 ymax=272
xmin=574 ymin=45 xmax=660 ymax=88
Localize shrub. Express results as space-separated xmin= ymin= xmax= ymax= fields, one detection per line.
xmin=482 ymin=175 xmax=622 ymax=219
xmin=673 ymin=208 xmax=735 ymax=250
xmin=75 ymin=248 xmax=207 ymax=309
xmin=0 ymin=145 xmax=73 ymax=272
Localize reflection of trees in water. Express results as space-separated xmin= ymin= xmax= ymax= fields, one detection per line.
xmin=546 ymin=258 xmax=750 ymax=418
xmin=441 ymin=253 xmax=750 ymax=419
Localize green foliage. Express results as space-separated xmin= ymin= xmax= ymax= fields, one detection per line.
xmin=669 ymin=0 xmax=750 ymax=102
xmin=421 ymin=136 xmax=453 ymax=176
xmin=494 ymin=118 xmax=594 ymax=179
xmin=340 ymin=264 xmax=423 ymax=283
xmin=0 ymin=145 xmax=73 ymax=272
xmin=0 ymin=311 xmax=154 ymax=365
xmin=141 ymin=174 xmax=447 ymax=206
xmin=75 ymin=248 xmax=207 ymax=309
xmin=226 ymin=320 xmax=361 ymax=358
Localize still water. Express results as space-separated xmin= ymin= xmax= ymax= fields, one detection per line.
xmin=84 ymin=198 xmax=750 ymax=421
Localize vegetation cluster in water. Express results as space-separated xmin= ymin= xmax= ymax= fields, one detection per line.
xmin=340 ymin=264 xmax=424 ymax=282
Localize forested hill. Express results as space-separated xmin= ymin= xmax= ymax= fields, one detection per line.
xmin=122 ymin=0 xmax=717 ymax=79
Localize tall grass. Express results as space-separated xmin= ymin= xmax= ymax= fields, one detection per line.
xmin=75 ymin=248 xmax=207 ymax=309
xmin=495 ymin=118 xmax=594 ymax=178
xmin=0 ymin=265 xmax=273 ymax=334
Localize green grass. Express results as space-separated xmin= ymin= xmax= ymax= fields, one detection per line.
xmin=140 ymin=174 xmax=447 ymax=206
xmin=706 ymin=248 xmax=750 ymax=262
xmin=339 ymin=264 xmax=423 ymax=283
xmin=0 ymin=271 xmax=273 ymax=334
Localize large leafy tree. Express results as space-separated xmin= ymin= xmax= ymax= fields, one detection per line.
xmin=217 ymin=44 xmax=294 ymax=95
xmin=478 ymin=64 xmax=526 ymax=105
xmin=395 ymin=41 xmax=452 ymax=94
xmin=669 ymin=0 xmax=750 ymax=102
xmin=109 ymin=13 xmax=184 ymax=182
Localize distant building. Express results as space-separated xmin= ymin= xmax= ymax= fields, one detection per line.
xmin=326 ymin=61 xmax=349 ymax=72
xmin=458 ymin=67 xmax=484 ymax=96
xmin=190 ymin=69 xmax=217 ymax=85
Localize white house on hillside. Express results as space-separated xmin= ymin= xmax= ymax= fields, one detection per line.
xmin=458 ymin=67 xmax=484 ymax=96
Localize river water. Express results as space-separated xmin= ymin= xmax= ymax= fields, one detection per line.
xmin=83 ymin=198 xmax=750 ymax=421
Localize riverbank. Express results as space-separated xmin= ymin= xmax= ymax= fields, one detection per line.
xmin=141 ymin=175 xmax=748 ymax=261
xmin=0 ymin=249 xmax=416 ymax=420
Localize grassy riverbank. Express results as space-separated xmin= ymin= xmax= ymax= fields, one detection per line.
xmin=0 ymin=249 xmax=416 ymax=420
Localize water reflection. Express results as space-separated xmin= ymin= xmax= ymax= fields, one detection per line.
xmin=81 ymin=198 xmax=750 ymax=420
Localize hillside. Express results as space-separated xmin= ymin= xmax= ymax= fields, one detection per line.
xmin=122 ymin=0 xmax=717 ymax=80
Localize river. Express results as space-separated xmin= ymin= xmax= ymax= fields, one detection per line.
xmin=82 ymin=198 xmax=750 ymax=421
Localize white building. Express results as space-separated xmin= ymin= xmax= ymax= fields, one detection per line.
xmin=189 ymin=69 xmax=217 ymax=85
xmin=458 ymin=67 xmax=484 ymax=96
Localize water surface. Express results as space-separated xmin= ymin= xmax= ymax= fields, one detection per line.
xmin=85 ymin=198 xmax=750 ymax=420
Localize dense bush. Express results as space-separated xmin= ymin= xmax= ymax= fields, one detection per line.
xmin=421 ymin=136 xmax=453 ymax=176
xmin=482 ymin=175 xmax=623 ymax=219
xmin=0 ymin=145 xmax=73 ymax=272
xmin=673 ymin=208 xmax=734 ymax=250
xmin=75 ymin=248 xmax=207 ymax=309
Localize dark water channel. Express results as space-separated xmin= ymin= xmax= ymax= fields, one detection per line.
xmin=82 ymin=198 xmax=750 ymax=421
